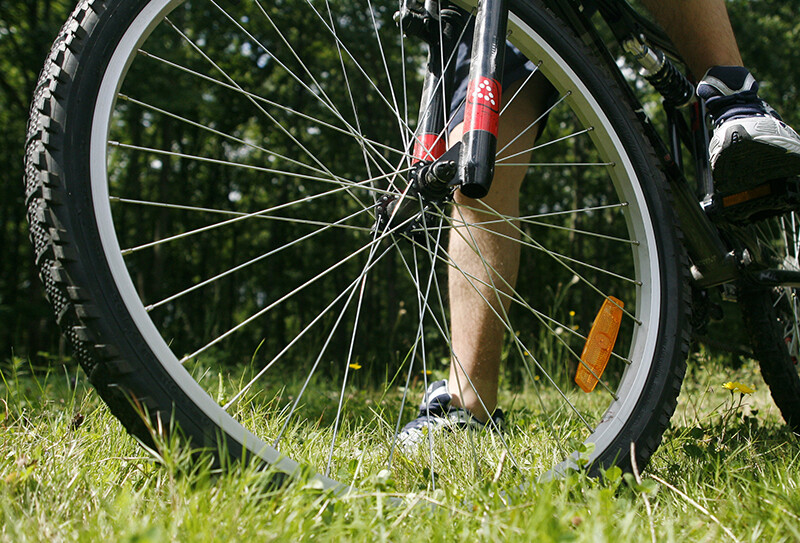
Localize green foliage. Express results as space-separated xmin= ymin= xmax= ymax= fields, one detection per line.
xmin=4 ymin=0 xmax=800 ymax=377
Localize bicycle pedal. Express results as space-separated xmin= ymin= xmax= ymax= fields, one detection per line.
xmin=708 ymin=177 xmax=800 ymax=224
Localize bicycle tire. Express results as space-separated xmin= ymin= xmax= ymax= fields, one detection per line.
xmin=25 ymin=0 xmax=690 ymax=488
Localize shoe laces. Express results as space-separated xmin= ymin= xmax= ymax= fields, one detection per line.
xmin=697 ymin=66 xmax=781 ymax=126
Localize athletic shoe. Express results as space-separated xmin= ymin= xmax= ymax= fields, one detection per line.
xmin=697 ymin=66 xmax=800 ymax=194
xmin=395 ymin=379 xmax=505 ymax=450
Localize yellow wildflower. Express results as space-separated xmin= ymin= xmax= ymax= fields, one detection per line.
xmin=569 ymin=311 xmax=576 ymax=317
xmin=722 ymin=381 xmax=754 ymax=394
xmin=349 ymin=363 xmax=362 ymax=370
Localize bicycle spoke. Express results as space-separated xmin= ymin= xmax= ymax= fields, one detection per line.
xmin=111 ymin=196 xmax=372 ymax=232
xmin=145 ymin=205 xmax=373 ymax=312
xmin=301 ymin=1 xmax=420 ymax=143
xmin=250 ymin=0 xmax=399 ymax=186
xmin=114 ymin=172 xmax=391 ymax=255
xmin=322 ymin=0 xmax=378 ymax=187
xmin=498 ymin=61 xmax=542 ymax=117
xmin=453 ymin=202 xmax=630 ymax=226
xmin=116 ymin=93 xmax=336 ymax=178
xmin=179 ymin=209 xmax=420 ymax=365
xmin=109 ymin=140 xmax=399 ymax=195
xmin=162 ymin=11 xmax=406 ymax=217
xmin=387 ymin=222 xmax=522 ymax=475
xmin=367 ymin=0 xmax=414 ymax=165
xmin=395 ymin=206 xmax=603 ymax=441
xmin=447 ymin=202 xmax=641 ymax=285
xmin=411 ymin=241 xmax=439 ymax=489
xmin=448 ymin=205 xmax=601 ymax=429
xmin=406 ymin=210 xmax=632 ymax=365
xmin=385 ymin=259 xmax=430 ymax=470
xmin=421 ymin=230 xmax=596 ymax=439
xmin=495 ymin=127 xmax=595 ymax=164
xmin=163 ymin=17 xmax=348 ymax=184
xmin=464 ymin=211 xmax=640 ymax=247
xmin=225 ymin=239 xmax=397 ymax=413
xmin=497 ymin=161 xmax=615 ymax=167
xmin=325 ymin=223 xmax=387 ymax=477
xmin=496 ymin=91 xmax=571 ymax=156
xmin=423 ymin=212 xmax=521 ymax=476
xmin=134 ymin=49 xmax=410 ymax=164
xmin=467 ymin=198 xmax=642 ymax=325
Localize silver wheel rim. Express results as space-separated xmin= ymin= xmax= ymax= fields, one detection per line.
xmin=89 ymin=0 xmax=664 ymax=486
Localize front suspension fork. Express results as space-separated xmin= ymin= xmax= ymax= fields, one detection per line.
xmin=401 ymin=0 xmax=508 ymax=200
xmin=458 ymin=0 xmax=508 ymax=199
xmin=408 ymin=1 xmax=461 ymax=166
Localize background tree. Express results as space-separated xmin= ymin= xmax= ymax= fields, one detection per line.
xmin=3 ymin=0 xmax=800 ymax=368
xmin=0 ymin=1 xmax=74 ymax=362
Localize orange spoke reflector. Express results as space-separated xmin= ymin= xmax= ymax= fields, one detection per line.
xmin=575 ymin=296 xmax=624 ymax=393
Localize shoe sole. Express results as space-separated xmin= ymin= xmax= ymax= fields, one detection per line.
xmin=713 ymin=133 xmax=800 ymax=194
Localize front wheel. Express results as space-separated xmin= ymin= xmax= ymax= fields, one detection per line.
xmin=26 ymin=0 xmax=690 ymax=490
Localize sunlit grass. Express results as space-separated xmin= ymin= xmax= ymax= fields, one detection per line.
xmin=2 ymin=349 xmax=799 ymax=542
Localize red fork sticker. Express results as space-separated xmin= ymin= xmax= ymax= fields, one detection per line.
xmin=413 ymin=133 xmax=446 ymax=162
xmin=464 ymin=77 xmax=501 ymax=137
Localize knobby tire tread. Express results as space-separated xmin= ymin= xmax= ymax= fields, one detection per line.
xmin=25 ymin=0 xmax=244 ymax=462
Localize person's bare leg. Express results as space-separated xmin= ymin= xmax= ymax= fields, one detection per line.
xmin=447 ymin=76 xmax=549 ymax=421
xmin=640 ymin=0 xmax=743 ymax=77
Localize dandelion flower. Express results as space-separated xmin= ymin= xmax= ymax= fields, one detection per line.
xmin=349 ymin=363 xmax=362 ymax=370
xmin=569 ymin=311 xmax=576 ymax=317
xmin=722 ymin=381 xmax=754 ymax=394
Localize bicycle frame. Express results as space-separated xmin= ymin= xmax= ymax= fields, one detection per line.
xmin=405 ymin=0 xmax=800 ymax=290
xmin=570 ymin=0 xmax=741 ymax=287
xmin=581 ymin=0 xmax=800 ymax=289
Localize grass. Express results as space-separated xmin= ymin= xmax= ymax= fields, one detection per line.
xmin=2 ymin=349 xmax=800 ymax=542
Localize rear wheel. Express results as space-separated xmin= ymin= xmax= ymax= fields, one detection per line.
xmin=26 ymin=0 xmax=690 ymax=490
xmin=736 ymin=211 xmax=800 ymax=430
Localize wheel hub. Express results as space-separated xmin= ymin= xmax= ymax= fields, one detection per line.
xmin=374 ymin=154 xmax=458 ymax=236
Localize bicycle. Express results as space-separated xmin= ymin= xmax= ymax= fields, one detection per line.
xmin=24 ymin=0 xmax=800 ymax=493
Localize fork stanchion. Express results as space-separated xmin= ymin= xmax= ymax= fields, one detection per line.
xmin=458 ymin=0 xmax=508 ymax=199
